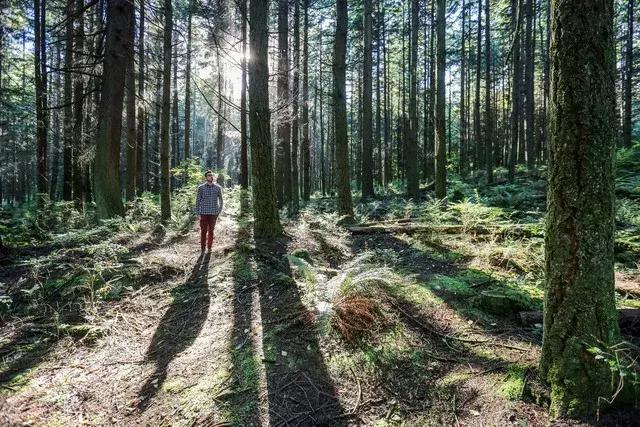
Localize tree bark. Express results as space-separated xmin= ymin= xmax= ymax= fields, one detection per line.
xmin=334 ymin=0 xmax=353 ymax=216
xmin=291 ymin=0 xmax=300 ymax=212
xmin=184 ymin=2 xmax=192 ymax=159
xmin=136 ymin=0 xmax=145 ymax=194
xmin=62 ymin=0 xmax=74 ymax=201
xmin=406 ymin=0 xmax=419 ymax=199
xmin=509 ymin=0 xmax=522 ymax=182
xmin=361 ymin=0 xmax=375 ymax=199
xmin=249 ymin=0 xmax=282 ymax=237
xmin=623 ymin=0 xmax=634 ymax=148
xmin=301 ymin=0 xmax=311 ymax=200
xmin=434 ymin=0 xmax=446 ymax=199
xmin=94 ymin=0 xmax=133 ymax=218
xmin=160 ymin=0 xmax=173 ymax=221
xmin=541 ymin=0 xmax=620 ymax=417
xmin=276 ymin=0 xmax=291 ymax=209
xmin=72 ymin=0 xmax=85 ymax=208
xmin=484 ymin=0 xmax=493 ymax=183
xmin=239 ymin=0 xmax=248 ymax=189
xmin=125 ymin=3 xmax=136 ymax=202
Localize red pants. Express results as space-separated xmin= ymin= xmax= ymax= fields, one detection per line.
xmin=200 ymin=215 xmax=218 ymax=249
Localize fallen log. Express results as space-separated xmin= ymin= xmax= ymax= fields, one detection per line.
xmin=519 ymin=309 xmax=640 ymax=337
xmin=348 ymin=222 xmax=543 ymax=239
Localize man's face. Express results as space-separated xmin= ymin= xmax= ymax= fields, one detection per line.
xmin=205 ymin=173 xmax=214 ymax=183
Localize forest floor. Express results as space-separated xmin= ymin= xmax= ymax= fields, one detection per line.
xmin=1 ymin=182 xmax=639 ymax=426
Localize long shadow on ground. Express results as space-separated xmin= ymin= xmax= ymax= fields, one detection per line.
xmin=350 ymin=231 xmax=544 ymax=347
xmin=227 ymin=198 xmax=346 ymax=425
xmin=136 ymin=252 xmax=211 ymax=410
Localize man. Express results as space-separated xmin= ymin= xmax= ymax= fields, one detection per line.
xmin=195 ymin=170 xmax=223 ymax=252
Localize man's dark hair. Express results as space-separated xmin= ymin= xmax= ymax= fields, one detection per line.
xmin=204 ymin=170 xmax=213 ymax=177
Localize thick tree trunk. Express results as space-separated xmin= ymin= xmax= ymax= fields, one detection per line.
xmin=361 ymin=0 xmax=375 ymax=199
xmin=94 ymin=0 xmax=133 ymax=218
xmin=541 ymin=0 xmax=620 ymax=417
xmin=249 ymin=0 xmax=282 ymax=237
xmin=334 ymin=0 xmax=353 ymax=216
xmin=434 ymin=0 xmax=446 ymax=199
xmin=160 ymin=0 xmax=173 ymax=221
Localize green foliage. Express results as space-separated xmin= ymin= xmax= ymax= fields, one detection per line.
xmin=586 ymin=340 xmax=640 ymax=406
xmin=499 ymin=365 xmax=528 ymax=401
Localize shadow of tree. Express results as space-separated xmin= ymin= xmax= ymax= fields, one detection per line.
xmin=350 ymin=231 xmax=543 ymax=347
xmin=136 ymin=252 xmax=211 ymax=410
xmin=226 ymin=193 xmax=346 ymax=425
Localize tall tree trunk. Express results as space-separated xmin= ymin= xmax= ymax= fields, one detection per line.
xmin=361 ymin=0 xmax=375 ymax=198
xmin=94 ymin=0 xmax=134 ymax=218
xmin=334 ymin=0 xmax=353 ymax=216
xmin=62 ymin=0 xmax=74 ymax=201
xmin=34 ymin=0 xmax=48 ymax=200
xmin=72 ymin=0 xmax=85 ymax=207
xmin=434 ymin=0 xmax=446 ymax=199
xmin=291 ymin=0 xmax=300 ymax=212
xmin=248 ymin=0 xmax=282 ymax=237
xmin=276 ymin=0 xmax=291 ymax=209
xmin=484 ymin=0 xmax=493 ymax=183
xmin=216 ymin=50 xmax=225 ymax=171
xmin=184 ymin=2 xmax=192 ymax=159
xmin=239 ymin=0 xmax=248 ymax=189
xmin=406 ymin=0 xmax=419 ymax=199
xmin=136 ymin=0 xmax=145 ymax=193
xmin=301 ymin=0 xmax=311 ymax=200
xmin=524 ymin=0 xmax=535 ymax=170
xmin=172 ymin=42 xmax=179 ymax=174
xmin=160 ymin=0 xmax=173 ymax=221
xmin=459 ymin=0 xmax=467 ymax=177
xmin=509 ymin=0 xmax=522 ymax=182
xmin=623 ymin=0 xmax=634 ymax=147
xmin=473 ymin=0 xmax=482 ymax=172
xmin=541 ymin=0 xmax=620 ymax=417
xmin=125 ymin=3 xmax=136 ymax=202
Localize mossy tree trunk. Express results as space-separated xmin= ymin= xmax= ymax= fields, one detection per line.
xmin=249 ymin=0 xmax=282 ymax=238
xmin=94 ymin=0 xmax=133 ymax=219
xmin=333 ymin=0 xmax=353 ymax=216
xmin=541 ymin=0 xmax=620 ymax=418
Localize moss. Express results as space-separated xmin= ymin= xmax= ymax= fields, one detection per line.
xmin=498 ymin=365 xmax=527 ymax=400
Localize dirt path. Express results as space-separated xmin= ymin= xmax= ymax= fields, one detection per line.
xmin=1 ymin=212 xmax=349 ymax=426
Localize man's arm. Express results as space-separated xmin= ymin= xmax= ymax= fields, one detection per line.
xmin=195 ymin=186 xmax=202 ymax=214
xmin=218 ymin=186 xmax=223 ymax=213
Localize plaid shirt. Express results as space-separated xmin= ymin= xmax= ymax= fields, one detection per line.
xmin=195 ymin=183 xmax=224 ymax=215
